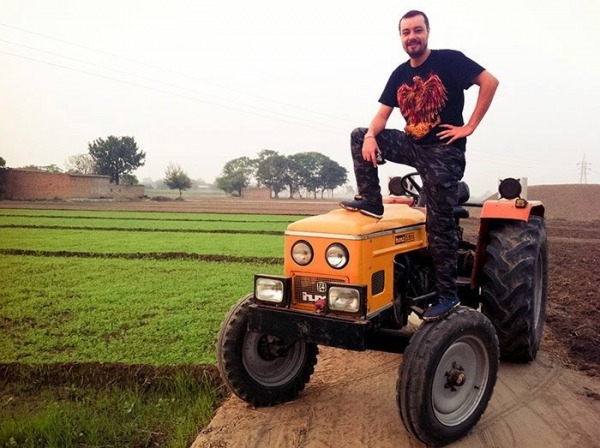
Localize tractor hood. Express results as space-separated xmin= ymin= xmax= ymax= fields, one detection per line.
xmin=286 ymin=204 xmax=426 ymax=237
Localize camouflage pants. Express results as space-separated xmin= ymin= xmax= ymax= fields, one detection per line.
xmin=350 ymin=127 xmax=466 ymax=298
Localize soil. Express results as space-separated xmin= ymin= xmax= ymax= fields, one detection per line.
xmin=190 ymin=215 xmax=600 ymax=448
xmin=2 ymin=183 xmax=600 ymax=447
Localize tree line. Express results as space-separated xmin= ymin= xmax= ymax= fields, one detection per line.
xmin=2 ymin=138 xmax=350 ymax=199
xmin=215 ymin=150 xmax=348 ymax=199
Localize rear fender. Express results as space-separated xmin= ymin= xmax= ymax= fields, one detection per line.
xmin=479 ymin=199 xmax=545 ymax=221
xmin=470 ymin=200 xmax=545 ymax=286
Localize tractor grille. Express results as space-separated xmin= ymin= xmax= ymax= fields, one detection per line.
xmin=293 ymin=276 xmax=343 ymax=303
xmin=372 ymin=270 xmax=385 ymax=295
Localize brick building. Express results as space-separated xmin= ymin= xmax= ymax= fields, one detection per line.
xmin=0 ymin=168 xmax=144 ymax=201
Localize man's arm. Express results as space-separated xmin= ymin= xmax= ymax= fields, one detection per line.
xmin=437 ymin=70 xmax=499 ymax=145
xmin=363 ymin=104 xmax=394 ymax=167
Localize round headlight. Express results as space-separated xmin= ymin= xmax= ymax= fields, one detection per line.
xmin=498 ymin=177 xmax=522 ymax=199
xmin=326 ymin=243 xmax=349 ymax=269
xmin=292 ymin=241 xmax=313 ymax=266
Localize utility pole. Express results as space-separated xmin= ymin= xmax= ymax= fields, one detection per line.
xmin=577 ymin=154 xmax=591 ymax=184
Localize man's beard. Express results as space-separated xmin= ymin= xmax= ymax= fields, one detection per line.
xmin=406 ymin=41 xmax=427 ymax=58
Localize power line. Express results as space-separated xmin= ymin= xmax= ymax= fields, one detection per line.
xmin=0 ymin=49 xmax=335 ymax=132
xmin=0 ymin=21 xmax=353 ymax=124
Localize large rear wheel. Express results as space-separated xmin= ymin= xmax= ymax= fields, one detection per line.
xmin=481 ymin=215 xmax=548 ymax=361
xmin=216 ymin=294 xmax=318 ymax=406
xmin=398 ymin=307 xmax=499 ymax=446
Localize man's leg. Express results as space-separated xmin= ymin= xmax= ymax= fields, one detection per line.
xmin=416 ymin=145 xmax=466 ymax=321
xmin=341 ymin=127 xmax=418 ymax=218
xmin=426 ymin=182 xmax=460 ymax=295
xmin=421 ymin=180 xmax=461 ymax=321
xmin=340 ymin=127 xmax=384 ymax=217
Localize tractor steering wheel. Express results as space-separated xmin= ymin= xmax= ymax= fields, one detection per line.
xmin=399 ymin=172 xmax=423 ymax=200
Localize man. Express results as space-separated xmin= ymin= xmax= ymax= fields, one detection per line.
xmin=340 ymin=10 xmax=499 ymax=321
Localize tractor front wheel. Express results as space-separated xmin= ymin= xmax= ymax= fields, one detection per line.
xmin=217 ymin=294 xmax=318 ymax=407
xmin=397 ymin=307 xmax=499 ymax=446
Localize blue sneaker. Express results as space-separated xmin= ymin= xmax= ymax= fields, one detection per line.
xmin=423 ymin=296 xmax=460 ymax=322
xmin=340 ymin=196 xmax=384 ymax=219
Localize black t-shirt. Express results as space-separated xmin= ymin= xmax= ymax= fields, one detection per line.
xmin=379 ymin=49 xmax=484 ymax=151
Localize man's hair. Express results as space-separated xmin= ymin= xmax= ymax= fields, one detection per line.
xmin=399 ymin=10 xmax=430 ymax=31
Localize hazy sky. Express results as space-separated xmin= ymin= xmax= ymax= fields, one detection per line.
xmin=1 ymin=0 xmax=598 ymax=195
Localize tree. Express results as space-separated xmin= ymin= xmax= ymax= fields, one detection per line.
xmin=154 ymin=179 xmax=167 ymax=189
xmin=215 ymin=156 xmax=255 ymax=196
xmin=141 ymin=177 xmax=155 ymax=189
xmin=217 ymin=151 xmax=348 ymax=199
xmin=255 ymin=150 xmax=289 ymax=198
xmin=318 ymin=159 xmax=348 ymax=198
xmin=194 ymin=178 xmax=209 ymax=188
xmin=287 ymin=152 xmax=330 ymax=198
xmin=284 ymin=154 xmax=304 ymax=198
xmin=0 ymin=156 xmax=6 ymax=168
xmin=66 ymin=153 xmax=95 ymax=175
xmin=88 ymin=136 xmax=145 ymax=185
xmin=121 ymin=174 xmax=139 ymax=186
xmin=164 ymin=163 xmax=192 ymax=199
xmin=21 ymin=164 xmax=63 ymax=173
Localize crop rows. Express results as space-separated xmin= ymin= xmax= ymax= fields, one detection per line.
xmin=0 ymin=209 xmax=294 ymax=366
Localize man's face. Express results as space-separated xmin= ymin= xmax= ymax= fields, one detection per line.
xmin=400 ymin=15 xmax=429 ymax=58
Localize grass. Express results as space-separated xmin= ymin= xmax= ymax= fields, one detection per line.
xmin=0 ymin=255 xmax=279 ymax=364
xmin=0 ymin=227 xmax=284 ymax=257
xmin=0 ymin=209 xmax=304 ymax=222
xmin=0 ymin=208 xmax=291 ymax=447
xmin=0 ymin=210 xmax=301 ymax=232
xmin=0 ymin=210 xmax=299 ymax=257
xmin=1 ymin=365 xmax=224 ymax=448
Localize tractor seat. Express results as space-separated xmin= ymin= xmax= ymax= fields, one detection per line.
xmin=453 ymin=206 xmax=470 ymax=220
xmin=454 ymin=182 xmax=470 ymax=220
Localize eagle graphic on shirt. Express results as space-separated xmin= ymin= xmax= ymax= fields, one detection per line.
xmin=397 ymin=74 xmax=447 ymax=139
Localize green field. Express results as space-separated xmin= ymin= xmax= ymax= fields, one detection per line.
xmin=0 ymin=208 xmax=295 ymax=447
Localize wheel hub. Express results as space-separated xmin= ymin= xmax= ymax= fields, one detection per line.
xmin=444 ymin=362 xmax=466 ymax=392
xmin=257 ymin=335 xmax=288 ymax=360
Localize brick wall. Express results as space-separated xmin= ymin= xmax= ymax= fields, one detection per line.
xmin=241 ymin=187 xmax=271 ymax=199
xmin=0 ymin=168 xmax=145 ymax=200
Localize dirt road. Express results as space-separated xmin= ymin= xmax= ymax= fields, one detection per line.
xmin=192 ymin=347 xmax=600 ymax=447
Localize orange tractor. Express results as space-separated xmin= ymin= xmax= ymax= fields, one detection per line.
xmin=216 ymin=174 xmax=547 ymax=446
